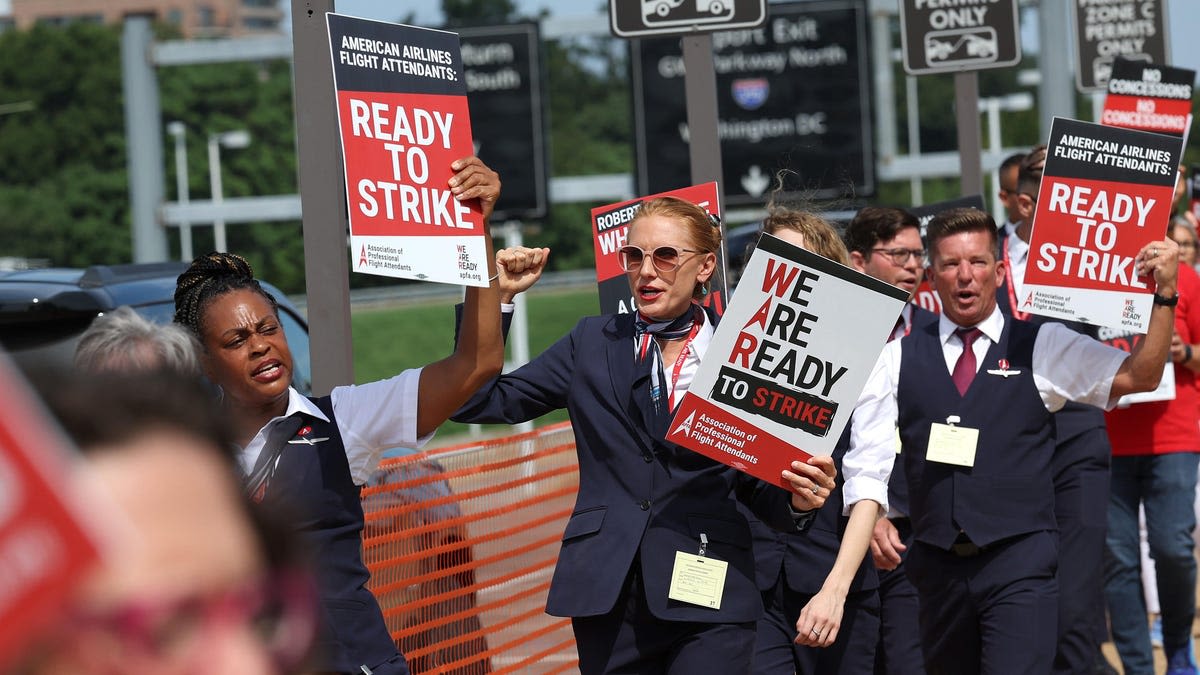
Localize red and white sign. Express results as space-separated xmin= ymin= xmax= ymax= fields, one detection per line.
xmin=1101 ymin=57 xmax=1194 ymax=138
xmin=667 ymin=235 xmax=907 ymax=485
xmin=0 ymin=355 xmax=102 ymax=669
xmin=328 ymin=14 xmax=487 ymax=286
xmin=591 ymin=182 xmax=727 ymax=317
xmin=1022 ymin=117 xmax=1182 ymax=332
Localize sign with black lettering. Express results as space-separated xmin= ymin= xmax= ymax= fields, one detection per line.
xmin=1022 ymin=117 xmax=1182 ymax=332
xmin=907 ymin=194 xmax=987 ymax=314
xmin=458 ymin=23 xmax=547 ymax=220
xmin=327 ymin=14 xmax=487 ymax=286
xmin=1101 ymin=57 xmax=1195 ymax=137
xmin=898 ymin=0 xmax=1021 ymax=75
xmin=610 ymin=0 xmax=767 ymax=38
xmin=1071 ymin=0 xmax=1168 ymax=92
xmin=1191 ymin=164 xmax=1200 ymax=222
xmin=591 ymin=182 xmax=728 ymax=318
xmin=667 ymin=234 xmax=907 ymax=484
xmin=632 ymin=0 xmax=872 ymax=206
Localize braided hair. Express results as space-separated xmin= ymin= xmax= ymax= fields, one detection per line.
xmin=174 ymin=252 xmax=279 ymax=338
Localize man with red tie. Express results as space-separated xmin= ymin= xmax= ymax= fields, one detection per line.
xmin=849 ymin=207 xmax=1178 ymax=674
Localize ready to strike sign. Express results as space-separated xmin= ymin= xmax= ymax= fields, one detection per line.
xmin=1022 ymin=117 xmax=1182 ymax=332
xmin=591 ymin=182 xmax=727 ymax=318
xmin=667 ymin=235 xmax=907 ymax=485
xmin=327 ymin=14 xmax=487 ymax=287
xmin=1101 ymin=57 xmax=1195 ymax=137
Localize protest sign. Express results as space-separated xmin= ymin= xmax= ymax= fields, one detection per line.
xmin=591 ymin=183 xmax=728 ymax=317
xmin=1191 ymin=164 xmax=1200 ymax=222
xmin=1020 ymin=117 xmax=1181 ymax=332
xmin=328 ymin=14 xmax=487 ymax=286
xmin=1101 ymin=57 xmax=1195 ymax=137
xmin=666 ymin=234 xmax=907 ymax=485
xmin=1098 ymin=326 xmax=1175 ymax=406
xmin=0 ymin=354 xmax=102 ymax=669
xmin=906 ymin=195 xmax=987 ymax=314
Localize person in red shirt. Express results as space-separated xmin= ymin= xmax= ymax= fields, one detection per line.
xmin=1103 ymin=254 xmax=1200 ymax=675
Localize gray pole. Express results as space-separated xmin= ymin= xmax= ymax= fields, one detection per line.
xmin=681 ymin=34 xmax=730 ymax=281
xmin=1038 ymin=0 xmax=1074 ymax=141
xmin=953 ymin=72 xmax=983 ymax=197
xmin=121 ymin=15 xmax=169 ymax=263
xmin=291 ymin=0 xmax=354 ymax=394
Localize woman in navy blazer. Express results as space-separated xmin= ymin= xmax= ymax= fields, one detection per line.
xmin=454 ymin=197 xmax=837 ymax=675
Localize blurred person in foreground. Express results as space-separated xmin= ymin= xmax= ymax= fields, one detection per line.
xmin=16 ymin=371 xmax=316 ymax=675
xmin=74 ymin=305 xmax=200 ymax=374
xmin=173 ymin=156 xmax=507 ymax=675
xmin=452 ymin=196 xmax=838 ymax=675
xmin=743 ymin=207 xmax=895 ymax=675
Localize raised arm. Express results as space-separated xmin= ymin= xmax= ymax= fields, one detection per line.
xmin=416 ymin=156 xmax=506 ymax=436
xmin=1111 ymin=237 xmax=1180 ymax=400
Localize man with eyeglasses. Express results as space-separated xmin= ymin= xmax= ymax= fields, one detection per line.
xmin=1001 ymin=146 xmax=1119 ymax=675
xmin=843 ymin=206 xmax=937 ymax=675
xmin=996 ymin=152 xmax=1027 ymax=234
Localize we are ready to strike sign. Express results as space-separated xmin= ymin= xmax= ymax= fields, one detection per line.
xmin=667 ymin=235 xmax=907 ymax=486
xmin=328 ymin=14 xmax=488 ymax=287
xmin=1021 ymin=117 xmax=1182 ymax=333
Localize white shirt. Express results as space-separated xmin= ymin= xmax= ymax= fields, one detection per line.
xmin=240 ymin=368 xmax=430 ymax=486
xmin=1006 ymin=230 xmax=1030 ymax=298
xmin=849 ymin=307 xmax=1129 ymax=506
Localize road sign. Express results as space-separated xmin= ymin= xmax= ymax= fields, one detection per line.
xmin=632 ymin=0 xmax=873 ymax=206
xmin=1071 ymin=0 xmax=1168 ymax=92
xmin=458 ymin=23 xmax=547 ymax=220
xmin=898 ymin=0 xmax=1020 ymax=75
xmin=611 ymin=0 xmax=767 ymax=38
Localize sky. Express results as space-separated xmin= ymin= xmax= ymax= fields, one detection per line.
xmin=324 ymin=0 xmax=1200 ymax=75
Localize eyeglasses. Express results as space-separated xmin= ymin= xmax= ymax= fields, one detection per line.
xmin=618 ymin=245 xmax=703 ymax=273
xmin=67 ymin=569 xmax=317 ymax=672
xmin=871 ymin=247 xmax=927 ymax=266
xmin=1177 ymin=240 xmax=1197 ymax=250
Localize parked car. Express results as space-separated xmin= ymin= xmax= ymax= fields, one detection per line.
xmin=0 ymin=261 xmax=311 ymax=391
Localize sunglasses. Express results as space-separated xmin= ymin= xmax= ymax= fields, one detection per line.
xmin=67 ymin=568 xmax=317 ymax=672
xmin=618 ymin=245 xmax=703 ymax=273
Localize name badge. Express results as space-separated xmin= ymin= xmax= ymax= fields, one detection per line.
xmin=926 ymin=416 xmax=979 ymax=467
xmin=668 ymin=551 xmax=728 ymax=609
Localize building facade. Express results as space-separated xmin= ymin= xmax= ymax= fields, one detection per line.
xmin=8 ymin=0 xmax=283 ymax=37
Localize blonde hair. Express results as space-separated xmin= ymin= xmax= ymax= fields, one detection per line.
xmin=630 ymin=197 xmax=722 ymax=298
xmin=762 ymin=209 xmax=850 ymax=265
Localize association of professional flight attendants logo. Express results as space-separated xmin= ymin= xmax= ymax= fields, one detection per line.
xmin=672 ymin=411 xmax=696 ymax=438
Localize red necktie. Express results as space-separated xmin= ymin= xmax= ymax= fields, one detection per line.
xmin=888 ymin=316 xmax=905 ymax=343
xmin=952 ymin=328 xmax=982 ymax=396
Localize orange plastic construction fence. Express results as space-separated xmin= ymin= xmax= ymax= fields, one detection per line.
xmin=363 ymin=422 xmax=581 ymax=675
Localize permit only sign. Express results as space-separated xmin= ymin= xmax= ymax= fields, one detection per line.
xmin=667 ymin=234 xmax=907 ymax=485
xmin=328 ymin=14 xmax=488 ymax=287
xmin=591 ymin=183 xmax=728 ymax=318
xmin=1021 ymin=117 xmax=1181 ymax=332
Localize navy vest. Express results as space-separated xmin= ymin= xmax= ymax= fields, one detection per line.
xmin=897 ymin=319 xmax=1056 ymax=549
xmin=997 ymin=235 xmax=1105 ymax=444
xmin=265 ymin=397 xmax=405 ymax=674
xmin=888 ymin=305 xmax=940 ymax=518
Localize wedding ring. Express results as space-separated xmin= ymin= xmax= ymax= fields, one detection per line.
xmin=811 ymin=628 xmax=821 ymax=636
xmin=811 ymin=486 xmax=820 ymax=495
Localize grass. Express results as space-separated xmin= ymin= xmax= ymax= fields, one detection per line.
xmin=350 ymin=286 xmax=600 ymax=443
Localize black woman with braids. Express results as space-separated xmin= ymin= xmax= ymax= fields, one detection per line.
xmin=173 ymin=156 xmax=518 ymax=675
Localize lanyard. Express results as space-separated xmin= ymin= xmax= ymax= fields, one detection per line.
xmin=664 ymin=319 xmax=703 ymax=410
xmin=1001 ymin=243 xmax=1031 ymax=321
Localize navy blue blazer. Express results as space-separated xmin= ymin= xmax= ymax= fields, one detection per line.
xmin=453 ymin=312 xmax=807 ymax=623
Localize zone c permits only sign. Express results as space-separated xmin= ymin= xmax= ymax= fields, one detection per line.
xmin=327 ymin=14 xmax=489 ymax=287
